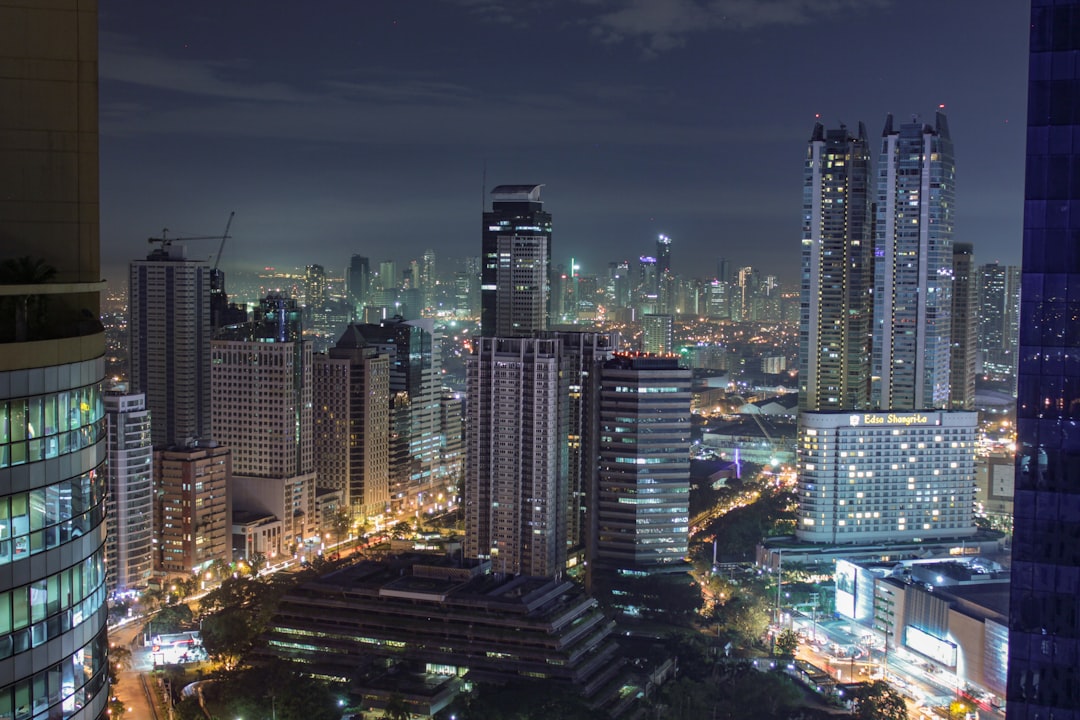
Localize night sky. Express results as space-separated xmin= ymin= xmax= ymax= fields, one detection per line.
xmin=99 ymin=1 xmax=1030 ymax=288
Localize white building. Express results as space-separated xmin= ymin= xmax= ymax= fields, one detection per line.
xmin=212 ymin=296 xmax=318 ymax=557
xmin=796 ymin=410 xmax=976 ymax=544
xmin=104 ymin=391 xmax=155 ymax=593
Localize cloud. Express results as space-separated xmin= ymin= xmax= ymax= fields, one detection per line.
xmin=99 ymin=32 xmax=310 ymax=103
xmin=445 ymin=0 xmax=891 ymax=56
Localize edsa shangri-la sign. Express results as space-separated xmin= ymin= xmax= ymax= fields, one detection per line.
xmin=849 ymin=413 xmax=934 ymax=427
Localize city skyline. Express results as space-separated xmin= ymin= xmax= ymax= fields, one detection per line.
xmin=99 ymin=1 xmax=1028 ymax=286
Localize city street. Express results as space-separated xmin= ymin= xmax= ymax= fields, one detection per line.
xmin=109 ymin=620 xmax=164 ymax=720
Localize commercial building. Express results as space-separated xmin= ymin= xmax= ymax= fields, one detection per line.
xmin=1008 ymin=2 xmax=1080 ymax=715
xmin=595 ymin=356 xmax=691 ymax=570
xmin=212 ymin=295 xmax=318 ymax=557
xmin=834 ymin=558 xmax=1008 ymax=705
xmin=872 ymin=113 xmax=955 ymax=411
xmin=480 ymin=184 xmax=552 ymax=337
xmin=261 ymin=558 xmax=622 ymax=714
xmin=0 ymin=2 xmax=110 ymax=717
xmin=129 ymin=242 xmax=212 ymax=449
xmin=154 ymin=443 xmax=232 ymax=573
xmin=313 ymin=328 xmax=391 ymax=518
xmin=104 ymin=391 xmax=154 ymax=594
xmin=795 ymin=411 xmax=977 ymax=544
xmin=346 ymin=254 xmax=370 ymax=312
xmin=465 ymin=337 xmax=568 ymax=576
xmin=799 ymin=123 xmax=874 ymax=412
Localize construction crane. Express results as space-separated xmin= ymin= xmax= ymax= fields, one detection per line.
xmin=147 ymin=211 xmax=235 ymax=269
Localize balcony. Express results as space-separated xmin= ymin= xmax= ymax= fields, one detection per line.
xmin=0 ymin=280 xmax=106 ymax=345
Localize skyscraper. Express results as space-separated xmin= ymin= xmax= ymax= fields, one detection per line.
xmin=313 ymin=331 xmax=391 ymax=518
xmin=130 ymin=242 xmax=212 ymax=448
xmin=977 ymin=261 xmax=1022 ymax=381
xmin=0 ymin=3 xmax=110 ymax=715
xmin=656 ymin=234 xmax=672 ymax=276
xmin=1008 ymin=3 xmax=1080 ymax=714
xmin=799 ymin=122 xmax=874 ymax=412
xmin=481 ymin=184 xmax=552 ymax=337
xmin=104 ymin=390 xmax=154 ymax=594
xmin=212 ymin=295 xmax=317 ymax=556
xmin=950 ymin=243 xmax=977 ymax=410
xmin=343 ymin=318 xmax=443 ymax=513
xmin=347 ymin=254 xmax=370 ymax=312
xmin=465 ymin=337 xmax=568 ymax=576
xmin=535 ymin=331 xmax=618 ymax=559
xmin=596 ymin=356 xmax=691 ymax=568
xmin=872 ymin=112 xmax=955 ymax=411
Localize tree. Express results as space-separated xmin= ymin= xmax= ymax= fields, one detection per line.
xmin=384 ymin=694 xmax=410 ymax=720
xmin=152 ymin=603 xmax=194 ymax=634
xmin=200 ymin=606 xmax=255 ymax=670
xmin=851 ymin=681 xmax=907 ymax=720
xmin=390 ymin=520 xmax=413 ymax=539
xmin=774 ymin=628 xmax=798 ymax=658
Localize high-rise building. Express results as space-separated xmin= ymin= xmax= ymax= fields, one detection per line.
xmin=595 ymin=356 xmax=691 ymax=568
xmin=378 ymin=260 xmax=398 ymax=292
xmin=154 ymin=443 xmax=232 ymax=573
xmin=130 ymin=242 xmax=212 ymax=448
xmin=212 ymin=295 xmax=318 ymax=555
xmin=642 ymin=314 xmax=674 ymax=355
xmin=950 ymin=243 xmax=977 ymax=410
xmin=346 ymin=254 xmax=370 ymax=313
xmin=104 ymin=391 xmax=154 ymax=594
xmin=976 ymin=262 xmax=1021 ymax=381
xmin=535 ymin=331 xmax=618 ymax=559
xmin=0 ymin=2 xmax=110 ymax=715
xmin=734 ymin=266 xmax=757 ymax=321
xmin=304 ymin=264 xmax=327 ymax=313
xmin=799 ymin=123 xmax=875 ymax=412
xmin=419 ymin=248 xmax=436 ymax=293
xmin=343 ymin=318 xmax=443 ymax=512
xmin=656 ymin=234 xmax=672 ymax=276
xmin=465 ymin=337 xmax=568 ymax=576
xmin=637 ymin=255 xmax=659 ymax=312
xmin=1008 ymin=3 xmax=1080 ymax=714
xmin=313 ymin=332 xmax=391 ymax=519
xmin=872 ymin=112 xmax=955 ymax=411
xmin=481 ymin=184 xmax=552 ymax=337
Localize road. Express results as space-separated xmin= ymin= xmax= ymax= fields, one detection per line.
xmin=110 ymin=620 xmax=164 ymax=720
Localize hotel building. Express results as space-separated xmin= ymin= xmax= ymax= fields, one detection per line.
xmin=796 ymin=411 xmax=977 ymax=544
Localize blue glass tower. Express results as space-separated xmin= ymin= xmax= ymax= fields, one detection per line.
xmin=1008 ymin=2 xmax=1080 ymax=716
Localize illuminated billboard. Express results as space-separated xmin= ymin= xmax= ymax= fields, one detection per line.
xmin=835 ymin=560 xmax=856 ymax=618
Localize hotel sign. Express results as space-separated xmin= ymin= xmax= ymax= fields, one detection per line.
xmin=851 ymin=413 xmax=933 ymax=427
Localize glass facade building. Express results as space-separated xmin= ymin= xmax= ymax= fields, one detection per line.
xmin=480 ymin=184 xmax=552 ymax=338
xmin=1008 ymin=2 xmax=1080 ymax=716
xmin=0 ymin=2 xmax=110 ymax=718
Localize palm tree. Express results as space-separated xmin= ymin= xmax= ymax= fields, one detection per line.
xmin=0 ymin=256 xmax=57 ymax=341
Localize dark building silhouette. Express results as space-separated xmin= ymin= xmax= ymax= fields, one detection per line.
xmin=1008 ymin=3 xmax=1080 ymax=716
xmin=480 ymin=184 xmax=552 ymax=337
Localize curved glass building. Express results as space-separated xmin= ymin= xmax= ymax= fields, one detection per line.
xmin=0 ymin=1 xmax=110 ymax=719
